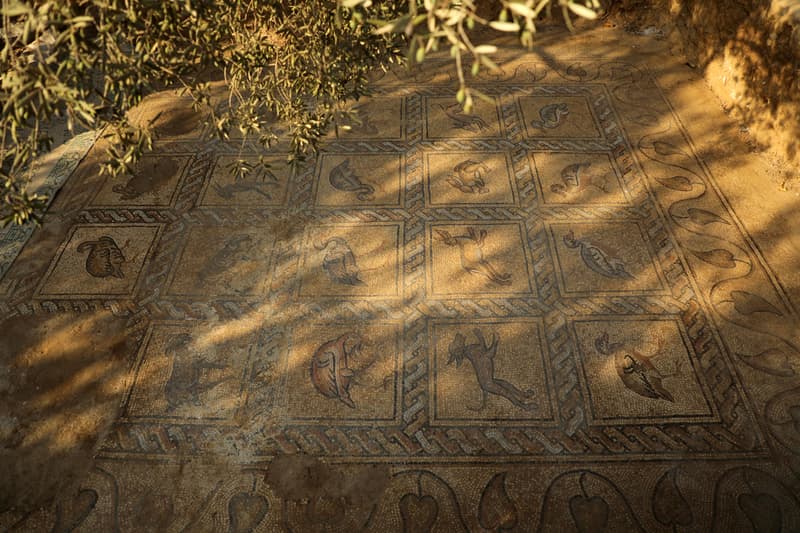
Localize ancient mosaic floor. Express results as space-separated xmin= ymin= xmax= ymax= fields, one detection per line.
xmin=2 ymin=33 xmax=800 ymax=532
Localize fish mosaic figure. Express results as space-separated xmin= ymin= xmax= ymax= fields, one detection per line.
xmin=328 ymin=159 xmax=375 ymax=201
xmin=563 ymin=230 xmax=634 ymax=279
xmin=315 ymin=237 xmax=364 ymax=285
xmin=199 ymin=234 xmax=254 ymax=280
xmin=595 ymin=332 xmax=679 ymax=402
xmin=435 ymin=227 xmax=512 ymax=285
xmin=437 ymin=102 xmax=489 ymax=132
xmin=530 ymin=102 xmax=569 ymax=130
xmin=212 ymin=181 xmax=277 ymax=200
xmin=310 ymin=333 xmax=363 ymax=408
xmin=112 ymin=157 xmax=179 ymax=200
xmin=446 ymin=159 xmax=490 ymax=194
xmin=447 ymin=329 xmax=537 ymax=411
xmin=77 ymin=235 xmax=126 ymax=278
xmin=550 ymin=161 xmax=609 ymax=197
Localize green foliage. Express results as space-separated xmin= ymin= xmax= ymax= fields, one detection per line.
xmin=1 ymin=0 xmax=600 ymax=225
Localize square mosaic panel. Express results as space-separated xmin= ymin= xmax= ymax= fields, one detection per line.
xmin=424 ymin=151 xmax=517 ymax=206
xmin=166 ymin=226 xmax=275 ymax=298
xmin=123 ymin=322 xmax=257 ymax=421
xmin=91 ymin=155 xmax=190 ymax=207
xmin=547 ymin=221 xmax=668 ymax=296
xmin=199 ymin=155 xmax=291 ymax=207
xmin=297 ymin=223 xmax=402 ymax=299
xmin=283 ymin=320 xmax=401 ymax=423
xmin=571 ymin=316 xmax=715 ymax=425
xmin=314 ymin=153 xmax=404 ymax=208
xmin=517 ymin=94 xmax=602 ymax=139
xmin=429 ymin=318 xmax=555 ymax=425
xmin=427 ymin=222 xmax=535 ymax=298
xmin=36 ymin=224 xmax=161 ymax=298
xmin=331 ymin=97 xmax=405 ymax=140
xmin=423 ymin=96 xmax=503 ymax=139
xmin=530 ymin=151 xmax=631 ymax=206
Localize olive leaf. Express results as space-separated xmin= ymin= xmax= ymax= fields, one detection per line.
xmin=691 ymin=248 xmax=738 ymax=269
xmin=730 ymin=290 xmax=784 ymax=316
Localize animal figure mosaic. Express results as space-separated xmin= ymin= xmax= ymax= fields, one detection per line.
xmin=341 ymin=105 xmax=379 ymax=136
xmin=435 ymin=227 xmax=512 ymax=285
xmin=112 ymin=157 xmax=179 ymax=200
xmin=315 ymin=237 xmax=364 ymax=285
xmin=328 ymin=159 xmax=375 ymax=201
xmin=437 ymin=102 xmax=489 ymax=132
xmin=198 ymin=234 xmax=254 ymax=281
xmin=446 ymin=160 xmax=490 ymax=194
xmin=163 ymin=333 xmax=229 ymax=411
xmin=595 ymin=332 xmax=680 ymax=402
xmin=310 ymin=333 xmax=363 ymax=408
xmin=530 ymin=102 xmax=569 ymax=129
xmin=77 ymin=235 xmax=126 ymax=278
xmin=448 ymin=329 xmax=537 ymax=411
xmin=550 ymin=162 xmax=609 ymax=197
xmin=563 ymin=230 xmax=633 ymax=279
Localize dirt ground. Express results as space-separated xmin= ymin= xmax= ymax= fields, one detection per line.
xmin=1 ymin=18 xmax=800 ymax=532
xmin=610 ymin=0 xmax=800 ymax=188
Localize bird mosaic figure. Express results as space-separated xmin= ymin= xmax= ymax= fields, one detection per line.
xmin=198 ymin=234 xmax=254 ymax=280
xmin=550 ymin=161 xmax=609 ymax=197
xmin=310 ymin=333 xmax=363 ymax=408
xmin=446 ymin=159 xmax=490 ymax=194
xmin=437 ymin=103 xmax=489 ymax=132
xmin=563 ymin=230 xmax=634 ymax=279
xmin=447 ymin=329 xmax=537 ymax=411
xmin=314 ymin=237 xmax=364 ymax=285
xmin=435 ymin=227 xmax=512 ymax=285
xmin=77 ymin=235 xmax=127 ymax=278
xmin=530 ymin=102 xmax=569 ymax=129
xmin=328 ymin=159 xmax=375 ymax=201
xmin=595 ymin=332 xmax=678 ymax=402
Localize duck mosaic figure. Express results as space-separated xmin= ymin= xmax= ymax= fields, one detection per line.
xmin=530 ymin=102 xmax=569 ymax=130
xmin=595 ymin=332 xmax=677 ymax=402
xmin=563 ymin=230 xmax=633 ymax=279
xmin=437 ymin=102 xmax=489 ymax=132
xmin=328 ymin=159 xmax=375 ymax=201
